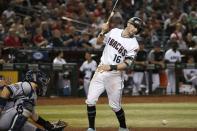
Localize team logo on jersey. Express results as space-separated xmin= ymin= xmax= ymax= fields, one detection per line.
xmin=107 ymin=37 xmax=127 ymax=56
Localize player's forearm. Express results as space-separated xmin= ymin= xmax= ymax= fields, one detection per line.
xmin=110 ymin=58 xmax=134 ymax=71
xmin=116 ymin=63 xmax=128 ymax=70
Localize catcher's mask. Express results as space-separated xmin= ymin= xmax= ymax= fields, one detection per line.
xmin=127 ymin=17 xmax=144 ymax=34
xmin=24 ymin=70 xmax=50 ymax=96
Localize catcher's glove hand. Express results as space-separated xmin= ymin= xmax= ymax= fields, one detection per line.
xmin=50 ymin=120 xmax=68 ymax=131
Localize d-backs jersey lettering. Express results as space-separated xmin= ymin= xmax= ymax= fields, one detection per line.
xmin=164 ymin=49 xmax=181 ymax=63
xmin=101 ymin=28 xmax=139 ymax=65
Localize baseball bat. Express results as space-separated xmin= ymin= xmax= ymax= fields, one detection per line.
xmin=100 ymin=0 xmax=119 ymax=35
xmin=106 ymin=0 xmax=119 ymax=24
xmin=131 ymin=0 xmax=135 ymax=5
xmin=61 ymin=16 xmax=91 ymax=26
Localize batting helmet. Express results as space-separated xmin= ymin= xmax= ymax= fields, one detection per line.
xmin=25 ymin=70 xmax=50 ymax=96
xmin=127 ymin=17 xmax=144 ymax=34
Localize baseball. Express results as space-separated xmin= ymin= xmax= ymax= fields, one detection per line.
xmin=162 ymin=120 xmax=168 ymax=125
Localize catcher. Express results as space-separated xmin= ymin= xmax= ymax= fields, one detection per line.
xmin=0 ymin=70 xmax=67 ymax=131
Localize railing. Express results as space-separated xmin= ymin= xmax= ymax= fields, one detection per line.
xmin=0 ymin=63 xmax=78 ymax=96
xmin=0 ymin=63 xmax=196 ymax=96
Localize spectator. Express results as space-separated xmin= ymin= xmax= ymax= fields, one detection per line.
xmin=62 ymin=26 xmax=81 ymax=48
xmin=187 ymin=11 xmax=197 ymax=34
xmin=77 ymin=2 xmax=90 ymax=24
xmin=79 ymin=32 xmax=93 ymax=49
xmin=23 ymin=16 xmax=33 ymax=34
xmin=2 ymin=7 xmax=15 ymax=20
xmin=33 ymin=27 xmax=48 ymax=48
xmin=0 ymin=24 xmax=5 ymax=42
xmin=170 ymin=23 xmax=187 ymax=50
xmin=164 ymin=41 xmax=182 ymax=95
xmin=41 ymin=21 xmax=52 ymax=41
xmin=85 ymin=0 xmax=96 ymax=12
xmin=4 ymin=28 xmax=22 ymax=47
xmin=184 ymin=32 xmax=196 ymax=48
xmin=50 ymin=29 xmax=65 ymax=47
xmin=0 ymin=0 xmax=196 ymax=73
xmin=178 ymin=13 xmax=189 ymax=33
xmin=16 ymin=25 xmax=31 ymax=47
xmin=163 ymin=12 xmax=177 ymax=35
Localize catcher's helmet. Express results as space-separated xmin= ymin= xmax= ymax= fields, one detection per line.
xmin=127 ymin=17 xmax=143 ymax=34
xmin=25 ymin=70 xmax=50 ymax=96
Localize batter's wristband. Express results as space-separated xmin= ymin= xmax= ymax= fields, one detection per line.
xmin=109 ymin=65 xmax=117 ymax=71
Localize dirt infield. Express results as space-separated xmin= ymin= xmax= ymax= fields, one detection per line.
xmin=63 ymin=127 xmax=197 ymax=131
xmin=38 ymin=95 xmax=197 ymax=105
xmin=37 ymin=95 xmax=197 ymax=131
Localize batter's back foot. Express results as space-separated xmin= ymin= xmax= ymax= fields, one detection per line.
xmin=87 ymin=128 xmax=96 ymax=131
xmin=119 ymin=127 xmax=130 ymax=131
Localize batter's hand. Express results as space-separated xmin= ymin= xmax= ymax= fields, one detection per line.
xmin=97 ymin=65 xmax=111 ymax=73
xmin=101 ymin=23 xmax=109 ymax=34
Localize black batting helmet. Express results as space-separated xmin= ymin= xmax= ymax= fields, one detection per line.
xmin=127 ymin=17 xmax=144 ymax=34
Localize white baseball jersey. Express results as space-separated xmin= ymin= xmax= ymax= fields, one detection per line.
xmin=86 ymin=28 xmax=139 ymax=110
xmin=101 ymin=28 xmax=139 ymax=66
xmin=164 ymin=49 xmax=181 ymax=95
xmin=80 ymin=60 xmax=97 ymax=79
xmin=80 ymin=60 xmax=97 ymax=95
xmin=53 ymin=57 xmax=66 ymax=65
xmin=164 ymin=49 xmax=181 ymax=63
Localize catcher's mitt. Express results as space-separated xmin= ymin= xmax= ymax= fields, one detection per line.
xmin=51 ymin=120 xmax=68 ymax=131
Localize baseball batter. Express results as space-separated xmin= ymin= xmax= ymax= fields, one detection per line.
xmin=80 ymin=52 xmax=97 ymax=96
xmin=0 ymin=70 xmax=66 ymax=131
xmin=86 ymin=17 xmax=143 ymax=131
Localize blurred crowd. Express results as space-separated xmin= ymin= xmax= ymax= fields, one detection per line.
xmin=0 ymin=0 xmax=196 ymax=96
xmin=0 ymin=0 xmax=196 ymax=50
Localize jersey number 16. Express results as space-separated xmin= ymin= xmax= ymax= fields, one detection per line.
xmin=113 ymin=54 xmax=121 ymax=63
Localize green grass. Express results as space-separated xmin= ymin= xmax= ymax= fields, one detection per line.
xmin=36 ymin=103 xmax=197 ymax=128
